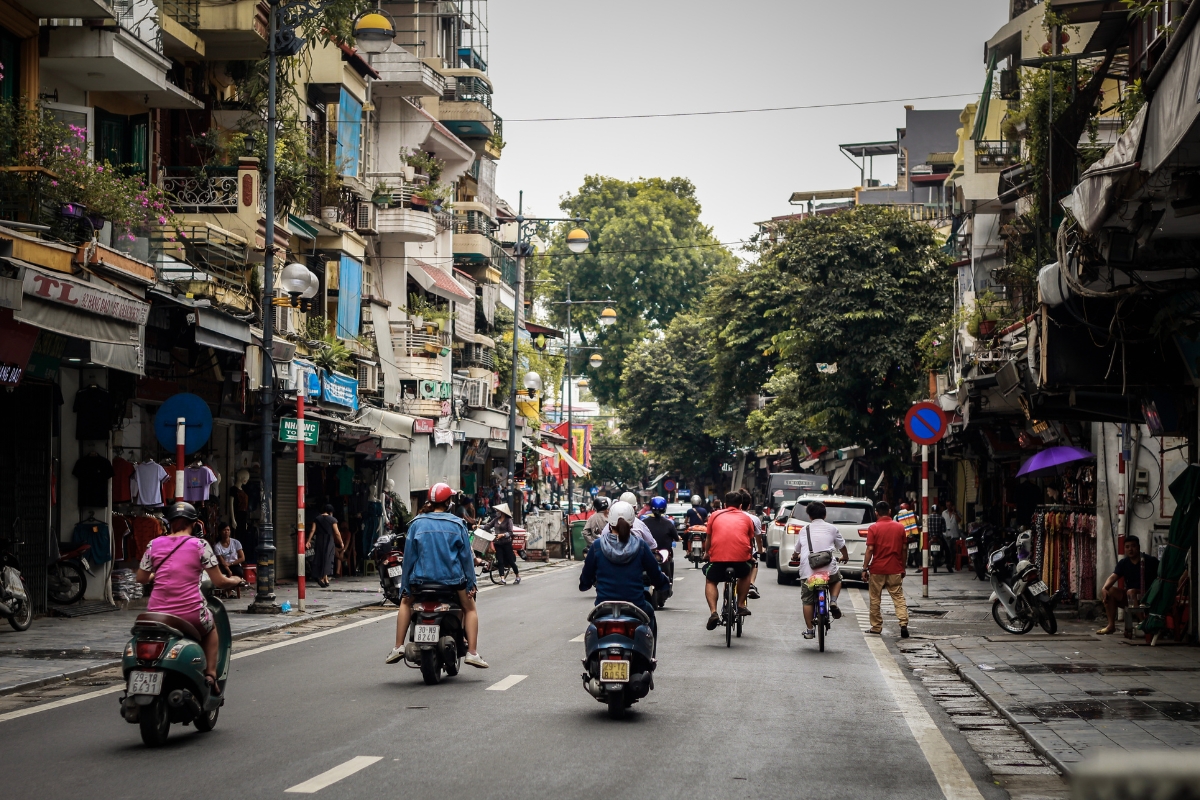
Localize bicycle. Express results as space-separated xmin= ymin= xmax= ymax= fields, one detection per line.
xmin=719 ymin=566 xmax=742 ymax=647
xmin=807 ymin=573 xmax=833 ymax=652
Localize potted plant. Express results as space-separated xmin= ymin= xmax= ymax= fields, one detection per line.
xmin=316 ymin=157 xmax=342 ymax=223
xmin=373 ymin=181 xmax=393 ymax=208
xmin=409 ymin=190 xmax=429 ymax=211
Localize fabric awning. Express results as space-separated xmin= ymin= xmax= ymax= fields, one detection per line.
xmin=289 ymin=214 xmax=320 ymax=241
xmin=1068 ymin=104 xmax=1148 ymax=233
xmin=830 ymin=460 xmax=854 ymax=490
xmin=555 ymin=444 xmax=589 ymax=477
xmin=522 ymin=438 xmax=556 ymax=458
xmin=355 ymin=406 xmax=416 ymax=439
xmin=1144 ymin=18 xmax=1200 ymax=173
xmin=798 ymin=457 xmax=821 ymax=470
xmin=410 ymin=260 xmax=472 ymax=302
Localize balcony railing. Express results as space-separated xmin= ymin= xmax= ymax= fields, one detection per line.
xmin=162 ymin=167 xmax=238 ymax=212
xmin=153 ymin=223 xmax=249 ymax=290
xmin=886 ymin=203 xmax=953 ymax=223
xmin=394 ymin=320 xmax=453 ymax=359
xmin=446 ymin=76 xmax=492 ymax=108
xmin=454 ymin=211 xmax=495 ymax=236
xmin=162 ymin=0 xmax=200 ymax=30
xmin=974 ymin=140 xmax=1020 ymax=173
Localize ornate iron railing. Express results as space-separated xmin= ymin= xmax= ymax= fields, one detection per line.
xmin=162 ymin=168 xmax=238 ymax=211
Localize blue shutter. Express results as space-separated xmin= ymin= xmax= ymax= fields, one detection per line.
xmin=336 ymin=89 xmax=362 ymax=178
xmin=336 ymin=255 xmax=362 ymax=339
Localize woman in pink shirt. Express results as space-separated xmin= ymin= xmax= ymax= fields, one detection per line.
xmin=136 ymin=502 xmax=244 ymax=694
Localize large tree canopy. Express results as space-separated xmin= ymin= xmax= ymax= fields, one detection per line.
xmin=741 ymin=206 xmax=952 ymax=472
xmin=540 ymin=176 xmax=734 ymax=405
xmin=619 ymin=312 xmax=733 ymax=486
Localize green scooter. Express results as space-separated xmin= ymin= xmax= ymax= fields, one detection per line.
xmin=118 ymin=574 xmax=231 ymax=746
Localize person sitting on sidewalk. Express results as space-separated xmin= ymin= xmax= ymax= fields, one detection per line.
xmin=863 ymin=500 xmax=911 ymax=638
xmin=1097 ymin=535 xmax=1160 ymax=635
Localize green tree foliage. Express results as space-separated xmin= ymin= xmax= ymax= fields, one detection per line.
xmin=741 ymin=207 xmax=951 ymax=472
xmin=493 ymin=305 xmax=564 ymax=412
xmin=619 ymin=312 xmax=733 ymax=486
xmin=589 ymin=425 xmax=649 ymax=490
xmin=541 ymin=176 xmax=734 ymax=405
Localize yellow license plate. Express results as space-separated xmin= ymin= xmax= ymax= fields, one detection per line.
xmin=600 ymin=660 xmax=630 ymax=683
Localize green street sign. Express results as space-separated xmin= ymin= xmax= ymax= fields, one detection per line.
xmin=279 ymin=417 xmax=319 ymax=444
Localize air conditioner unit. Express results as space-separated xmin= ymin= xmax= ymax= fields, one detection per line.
xmin=272 ymin=288 xmax=292 ymax=336
xmin=357 ymin=362 xmax=379 ymax=393
xmin=355 ymin=201 xmax=377 ymax=235
xmin=464 ymin=377 xmax=487 ymax=408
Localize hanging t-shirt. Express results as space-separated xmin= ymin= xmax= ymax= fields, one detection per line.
xmin=184 ymin=466 xmax=217 ymax=503
xmin=162 ymin=466 xmax=177 ymax=502
xmin=73 ymin=453 xmax=113 ymax=508
xmin=337 ymin=465 xmax=355 ymax=496
xmin=72 ymin=520 xmax=112 ymax=565
xmin=74 ymin=385 xmax=115 ymax=440
xmin=111 ymin=457 xmax=135 ymax=503
xmin=131 ymin=461 xmax=169 ymax=507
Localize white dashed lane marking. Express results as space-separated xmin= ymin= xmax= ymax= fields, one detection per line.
xmin=285 ymin=756 xmax=383 ymax=793
xmin=569 ymin=633 xmax=586 ymax=642
xmin=485 ymin=674 xmax=528 ymax=691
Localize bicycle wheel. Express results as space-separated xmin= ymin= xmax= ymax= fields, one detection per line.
xmin=818 ymin=615 xmax=825 ymax=652
xmin=489 ymin=562 xmax=507 ymax=585
xmin=724 ymin=582 xmax=734 ymax=648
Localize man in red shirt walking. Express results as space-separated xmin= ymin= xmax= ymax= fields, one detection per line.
xmin=862 ymin=500 xmax=910 ymax=638
xmin=702 ymin=491 xmax=756 ymax=630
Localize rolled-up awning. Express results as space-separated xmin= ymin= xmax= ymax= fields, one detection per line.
xmin=355 ymin=406 xmax=416 ymax=440
xmin=554 ymin=444 xmax=589 ymax=477
xmin=522 ymin=438 xmax=556 ymax=458
xmin=410 ymin=259 xmax=472 ymax=302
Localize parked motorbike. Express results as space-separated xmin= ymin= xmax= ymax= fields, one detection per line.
xmin=47 ymin=542 xmax=92 ymax=605
xmin=370 ymin=532 xmax=406 ymax=606
xmin=964 ymin=527 xmax=986 ymax=580
xmin=119 ymin=574 xmax=230 ymax=746
xmin=906 ymin=533 xmax=921 ymax=568
xmin=987 ymin=532 xmax=1058 ymax=635
xmin=580 ymin=600 xmax=656 ymax=719
xmin=399 ymin=583 xmax=467 ymax=685
xmin=685 ymin=525 xmax=706 ymax=569
xmin=928 ymin=528 xmax=949 ymax=572
xmin=645 ymin=548 xmax=673 ymax=610
xmin=0 ymin=551 xmax=32 ymax=631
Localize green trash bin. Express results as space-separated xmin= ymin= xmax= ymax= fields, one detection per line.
xmin=571 ymin=520 xmax=587 ymax=560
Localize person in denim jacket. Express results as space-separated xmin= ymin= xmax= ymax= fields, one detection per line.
xmin=386 ymin=483 xmax=488 ymax=668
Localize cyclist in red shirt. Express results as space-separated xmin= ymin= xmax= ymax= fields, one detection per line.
xmin=702 ymin=491 xmax=756 ymax=630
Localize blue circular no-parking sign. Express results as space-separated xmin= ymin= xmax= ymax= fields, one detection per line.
xmin=154 ymin=393 xmax=213 ymax=454
xmin=904 ymin=402 xmax=947 ymax=446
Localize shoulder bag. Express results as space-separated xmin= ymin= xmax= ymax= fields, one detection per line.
xmin=806 ymin=524 xmax=833 ymax=570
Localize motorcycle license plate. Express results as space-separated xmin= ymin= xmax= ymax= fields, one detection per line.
xmin=1028 ymin=580 xmax=1049 ymax=595
xmin=413 ymin=624 xmax=440 ymax=643
xmin=908 ymin=543 xmax=918 ymax=551
xmin=967 ymin=547 xmax=978 ymax=555
xmin=128 ymin=670 xmax=163 ymax=696
xmin=931 ymin=544 xmax=941 ymax=552
xmin=600 ymin=660 xmax=630 ymax=683
xmin=387 ymin=565 xmax=403 ymax=578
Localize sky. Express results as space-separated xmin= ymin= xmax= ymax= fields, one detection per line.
xmin=489 ymin=0 xmax=1011 ymax=247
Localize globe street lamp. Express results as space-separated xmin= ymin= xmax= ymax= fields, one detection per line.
xmin=588 ymin=353 xmax=603 ymax=368
xmin=352 ymin=10 xmax=396 ymax=53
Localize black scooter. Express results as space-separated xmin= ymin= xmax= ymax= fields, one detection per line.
xmin=581 ymin=600 xmax=656 ymax=719
xmin=370 ymin=532 xmax=406 ymax=606
xmin=398 ymin=583 xmax=467 ymax=685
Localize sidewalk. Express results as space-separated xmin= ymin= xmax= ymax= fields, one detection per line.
xmin=937 ymin=630 xmax=1200 ymax=773
xmin=0 ymin=558 xmax=573 ymax=696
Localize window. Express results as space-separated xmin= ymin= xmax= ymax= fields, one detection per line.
xmin=0 ymin=28 xmax=19 ymax=104
xmin=336 ymin=89 xmax=362 ymax=178
xmin=789 ymin=502 xmax=875 ymax=525
xmin=45 ymin=102 xmax=94 ymax=154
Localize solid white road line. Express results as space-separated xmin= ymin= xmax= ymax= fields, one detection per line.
xmin=485 ymin=674 xmax=528 ymax=691
xmin=848 ymin=589 xmax=984 ymax=800
xmin=569 ymin=633 xmax=585 ymax=643
xmin=0 ymin=684 xmax=126 ymax=723
xmin=285 ymin=756 xmax=382 ymax=793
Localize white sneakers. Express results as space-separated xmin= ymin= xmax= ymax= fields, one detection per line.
xmin=464 ymin=652 xmax=489 ymax=668
xmin=385 ymin=646 xmax=404 ymax=664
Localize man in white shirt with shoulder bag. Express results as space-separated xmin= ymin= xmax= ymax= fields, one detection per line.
xmin=788 ymin=501 xmax=849 ymax=640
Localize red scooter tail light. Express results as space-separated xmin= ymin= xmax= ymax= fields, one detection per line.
xmin=136 ymin=640 xmax=166 ymax=661
xmin=596 ymin=620 xmax=637 ymax=638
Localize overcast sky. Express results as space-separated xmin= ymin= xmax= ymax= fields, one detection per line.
xmin=489 ymin=0 xmax=1011 ymax=247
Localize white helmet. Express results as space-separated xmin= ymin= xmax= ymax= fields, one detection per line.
xmin=690 ymin=495 xmax=702 ymax=506
xmin=609 ymin=501 xmax=636 ymax=526
xmin=619 ymin=491 xmax=638 ymax=506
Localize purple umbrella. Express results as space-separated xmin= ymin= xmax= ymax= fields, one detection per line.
xmin=1016 ymin=446 xmax=1096 ymax=478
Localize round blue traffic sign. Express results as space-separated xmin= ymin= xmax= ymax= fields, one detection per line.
xmin=154 ymin=393 xmax=214 ymax=454
xmin=663 ymin=479 xmax=677 ymax=492
xmin=905 ymin=402 xmax=947 ymax=446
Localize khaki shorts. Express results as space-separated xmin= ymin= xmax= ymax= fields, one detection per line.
xmin=801 ymin=573 xmax=841 ymax=605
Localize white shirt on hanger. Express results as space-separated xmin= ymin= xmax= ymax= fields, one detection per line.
xmin=131 ymin=461 xmax=169 ymax=507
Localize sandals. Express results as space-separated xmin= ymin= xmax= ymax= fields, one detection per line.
xmin=204 ymin=674 xmax=222 ymax=697
xmin=1096 ymin=626 xmax=1116 ymax=635
xmin=706 ymin=612 xmax=720 ymax=630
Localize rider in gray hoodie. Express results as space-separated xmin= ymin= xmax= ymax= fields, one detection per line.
xmin=580 ymin=501 xmax=669 ymax=639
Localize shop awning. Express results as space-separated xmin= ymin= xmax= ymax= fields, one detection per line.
xmin=554 ymin=444 xmax=589 ymax=477
xmin=355 ymin=406 xmax=416 ymax=440
xmin=522 ymin=438 xmax=556 ymax=458
xmin=830 ymin=460 xmax=854 ymax=490
xmin=457 ymin=418 xmax=492 ymax=440
xmin=1144 ymin=16 xmax=1200 ymax=173
xmin=288 ymin=214 xmax=320 ymax=241
xmin=410 ymin=260 xmax=472 ymax=302
xmin=14 ymin=264 xmax=146 ymax=345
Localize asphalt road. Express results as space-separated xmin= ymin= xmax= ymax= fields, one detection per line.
xmin=0 ymin=561 xmax=1010 ymax=800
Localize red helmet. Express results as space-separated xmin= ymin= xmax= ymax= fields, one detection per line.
xmin=430 ymin=483 xmax=454 ymax=504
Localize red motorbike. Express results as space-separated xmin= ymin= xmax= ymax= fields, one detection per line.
xmin=48 ymin=543 xmax=91 ymax=605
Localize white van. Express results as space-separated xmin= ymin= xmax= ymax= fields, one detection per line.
xmin=776 ymin=496 xmax=876 ymax=585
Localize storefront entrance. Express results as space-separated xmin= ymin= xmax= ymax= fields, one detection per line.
xmin=0 ymin=380 xmax=54 ymax=613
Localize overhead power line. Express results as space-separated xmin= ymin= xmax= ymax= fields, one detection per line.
xmin=503 ymin=93 xmax=980 ymax=123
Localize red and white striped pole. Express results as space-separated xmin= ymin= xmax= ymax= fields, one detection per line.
xmin=175 ymin=417 xmax=186 ymax=501
xmin=297 ymin=392 xmax=306 ymax=612
xmin=921 ymin=443 xmax=930 ymax=598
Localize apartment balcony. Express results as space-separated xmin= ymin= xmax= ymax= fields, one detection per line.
xmin=376 ymin=206 xmax=437 ymax=242
xmin=371 ymin=50 xmax=446 ymax=98
xmin=197 ymin=0 xmax=270 ymax=60
xmin=974 ymin=140 xmax=1021 ymax=173
xmin=10 ymin=0 xmax=112 ymax=19
xmin=438 ymin=101 xmax=495 ymax=140
xmin=41 ymin=26 xmax=201 ymax=109
xmin=162 ymin=167 xmax=241 ymax=212
xmin=392 ymin=320 xmax=452 ymax=389
xmin=154 ymin=223 xmax=253 ymax=311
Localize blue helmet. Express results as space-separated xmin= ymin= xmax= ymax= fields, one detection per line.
xmin=650 ymin=496 xmax=667 ymax=513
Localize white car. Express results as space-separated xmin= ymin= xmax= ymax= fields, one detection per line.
xmin=776 ymin=495 xmax=876 ymax=585
xmin=765 ymin=501 xmax=796 ymax=568
xmin=665 ymin=503 xmax=691 ymax=533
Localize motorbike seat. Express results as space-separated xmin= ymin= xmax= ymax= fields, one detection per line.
xmin=588 ymin=600 xmax=651 ymax=625
xmin=134 ymin=612 xmax=202 ymax=642
xmin=411 ymin=583 xmax=460 ymax=601
xmin=59 ymin=543 xmax=92 ymax=560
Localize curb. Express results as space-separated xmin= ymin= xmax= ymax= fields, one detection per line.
xmin=0 ymin=559 xmax=577 ymax=698
xmin=934 ymin=641 xmax=1077 ymax=775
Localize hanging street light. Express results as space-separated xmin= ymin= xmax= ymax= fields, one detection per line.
xmin=566 ymin=228 xmax=590 ymax=254
xmin=588 ymin=353 xmax=603 ymax=368
xmin=353 ymin=9 xmax=396 ymax=53
xmin=599 ymin=307 xmax=617 ymax=327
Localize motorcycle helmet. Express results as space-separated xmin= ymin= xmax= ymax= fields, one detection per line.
xmin=650 ymin=496 xmax=667 ymax=513
xmin=593 ymin=496 xmax=610 ymax=512
xmin=165 ymin=501 xmax=198 ymax=522
xmin=619 ymin=491 xmax=638 ymax=506
xmin=609 ymin=501 xmax=636 ymax=526
xmin=430 ymin=482 xmax=454 ymax=504
xmin=690 ymin=495 xmax=702 ymax=506
xmin=1015 ymin=530 xmax=1032 ymax=558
